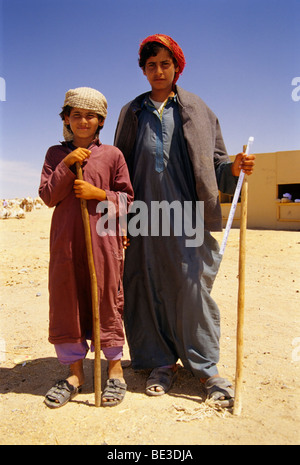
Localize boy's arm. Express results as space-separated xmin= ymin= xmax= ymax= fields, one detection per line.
xmin=102 ymin=151 xmax=134 ymax=229
xmin=39 ymin=147 xmax=93 ymax=207
xmin=100 ymin=152 xmax=134 ymax=246
xmin=105 ymin=158 xmax=134 ymax=212
xmin=72 ymin=147 xmax=134 ymax=205
xmin=39 ymin=148 xmax=76 ymax=207
xmin=73 ymin=149 xmax=133 ymax=224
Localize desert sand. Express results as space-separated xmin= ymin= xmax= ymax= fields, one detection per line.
xmin=0 ymin=206 xmax=299 ymax=445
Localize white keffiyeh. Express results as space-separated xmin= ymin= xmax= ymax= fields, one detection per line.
xmin=62 ymin=87 xmax=107 ymax=141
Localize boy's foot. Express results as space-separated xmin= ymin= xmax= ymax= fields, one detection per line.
xmin=101 ymin=378 xmax=127 ymax=407
xmin=66 ymin=359 xmax=85 ymax=389
xmin=44 ymin=379 xmax=81 ymax=409
xmin=44 ymin=359 xmax=84 ymax=409
xmin=66 ymin=373 xmax=85 ymax=389
xmin=101 ymin=359 xmax=127 ymax=406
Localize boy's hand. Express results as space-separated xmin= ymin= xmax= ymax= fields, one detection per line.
xmin=64 ymin=148 xmax=91 ymax=168
xmin=231 ymin=152 xmax=255 ymax=177
xmin=74 ymin=179 xmax=106 ymax=201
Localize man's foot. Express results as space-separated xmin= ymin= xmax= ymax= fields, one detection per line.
xmin=201 ymin=375 xmax=234 ymax=407
xmin=146 ymin=365 xmax=178 ymax=396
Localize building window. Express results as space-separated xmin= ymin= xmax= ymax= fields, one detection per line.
xmin=277 ymin=184 xmax=300 ymax=202
xmin=277 ymin=184 xmax=300 ymax=222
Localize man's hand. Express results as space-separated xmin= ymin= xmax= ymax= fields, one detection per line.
xmin=231 ymin=152 xmax=256 ymax=177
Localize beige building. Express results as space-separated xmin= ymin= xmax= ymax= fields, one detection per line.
xmin=220 ymin=150 xmax=300 ymax=230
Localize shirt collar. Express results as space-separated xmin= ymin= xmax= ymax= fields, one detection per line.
xmin=62 ymin=137 xmax=100 ymax=149
xmin=142 ymin=93 xmax=177 ymax=109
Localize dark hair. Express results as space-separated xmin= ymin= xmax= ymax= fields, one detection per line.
xmin=139 ymin=42 xmax=177 ymax=69
xmin=59 ymin=105 xmax=72 ymax=121
xmin=59 ymin=105 xmax=104 ymax=135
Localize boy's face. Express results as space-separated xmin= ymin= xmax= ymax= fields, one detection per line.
xmin=143 ymin=48 xmax=179 ymax=97
xmin=64 ymin=108 xmax=103 ymax=144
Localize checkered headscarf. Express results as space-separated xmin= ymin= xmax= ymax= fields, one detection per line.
xmin=62 ymin=87 xmax=107 ymax=141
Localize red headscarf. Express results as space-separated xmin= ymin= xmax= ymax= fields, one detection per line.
xmin=139 ymin=34 xmax=186 ymax=85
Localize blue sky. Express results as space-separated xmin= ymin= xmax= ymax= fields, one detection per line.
xmin=0 ymin=0 xmax=299 ymax=198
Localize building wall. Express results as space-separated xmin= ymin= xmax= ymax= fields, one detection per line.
xmin=221 ymin=150 xmax=300 ymax=230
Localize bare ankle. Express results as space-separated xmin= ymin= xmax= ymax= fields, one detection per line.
xmin=108 ymin=359 xmax=124 ymax=382
xmin=68 ymin=360 xmax=85 ymax=387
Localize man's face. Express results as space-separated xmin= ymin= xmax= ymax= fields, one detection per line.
xmin=143 ymin=48 xmax=179 ymax=96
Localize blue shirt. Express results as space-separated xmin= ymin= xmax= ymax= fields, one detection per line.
xmin=132 ymin=93 xmax=197 ymax=204
xmin=138 ymin=94 xmax=181 ymax=173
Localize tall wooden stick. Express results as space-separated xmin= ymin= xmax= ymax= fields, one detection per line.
xmin=233 ymin=145 xmax=248 ymax=416
xmin=76 ymin=162 xmax=101 ymax=407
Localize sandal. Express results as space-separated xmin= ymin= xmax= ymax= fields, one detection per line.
xmin=44 ymin=379 xmax=81 ymax=409
xmin=146 ymin=366 xmax=178 ymax=396
xmin=204 ymin=376 xmax=234 ymax=408
xmin=101 ymin=378 xmax=127 ymax=407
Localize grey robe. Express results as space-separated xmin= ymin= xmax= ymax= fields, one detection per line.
xmin=115 ymin=88 xmax=237 ymax=378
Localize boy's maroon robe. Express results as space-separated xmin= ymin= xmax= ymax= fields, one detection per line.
xmin=39 ymin=141 xmax=134 ymax=348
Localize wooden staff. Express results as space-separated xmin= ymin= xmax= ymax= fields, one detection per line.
xmin=233 ymin=145 xmax=248 ymax=416
xmin=76 ymin=162 xmax=101 ymax=407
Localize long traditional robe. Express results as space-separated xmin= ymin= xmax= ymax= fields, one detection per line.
xmin=115 ymin=90 xmax=237 ymax=378
xmin=39 ymin=140 xmax=134 ymax=348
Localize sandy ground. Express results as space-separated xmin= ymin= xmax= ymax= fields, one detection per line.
xmin=0 ymin=206 xmax=299 ymax=446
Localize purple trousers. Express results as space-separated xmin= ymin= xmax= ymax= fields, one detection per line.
xmin=55 ymin=341 xmax=123 ymax=365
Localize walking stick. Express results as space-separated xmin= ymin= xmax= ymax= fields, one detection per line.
xmin=76 ymin=162 xmax=101 ymax=407
xmin=220 ymin=137 xmax=254 ymax=415
xmin=233 ymin=151 xmax=248 ymax=416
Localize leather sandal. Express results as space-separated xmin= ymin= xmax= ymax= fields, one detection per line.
xmin=44 ymin=379 xmax=81 ymax=409
xmin=204 ymin=376 xmax=234 ymax=408
xmin=101 ymin=378 xmax=127 ymax=407
xmin=146 ymin=366 xmax=178 ymax=396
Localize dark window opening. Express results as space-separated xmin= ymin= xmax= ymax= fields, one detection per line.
xmin=277 ymin=184 xmax=300 ymax=202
